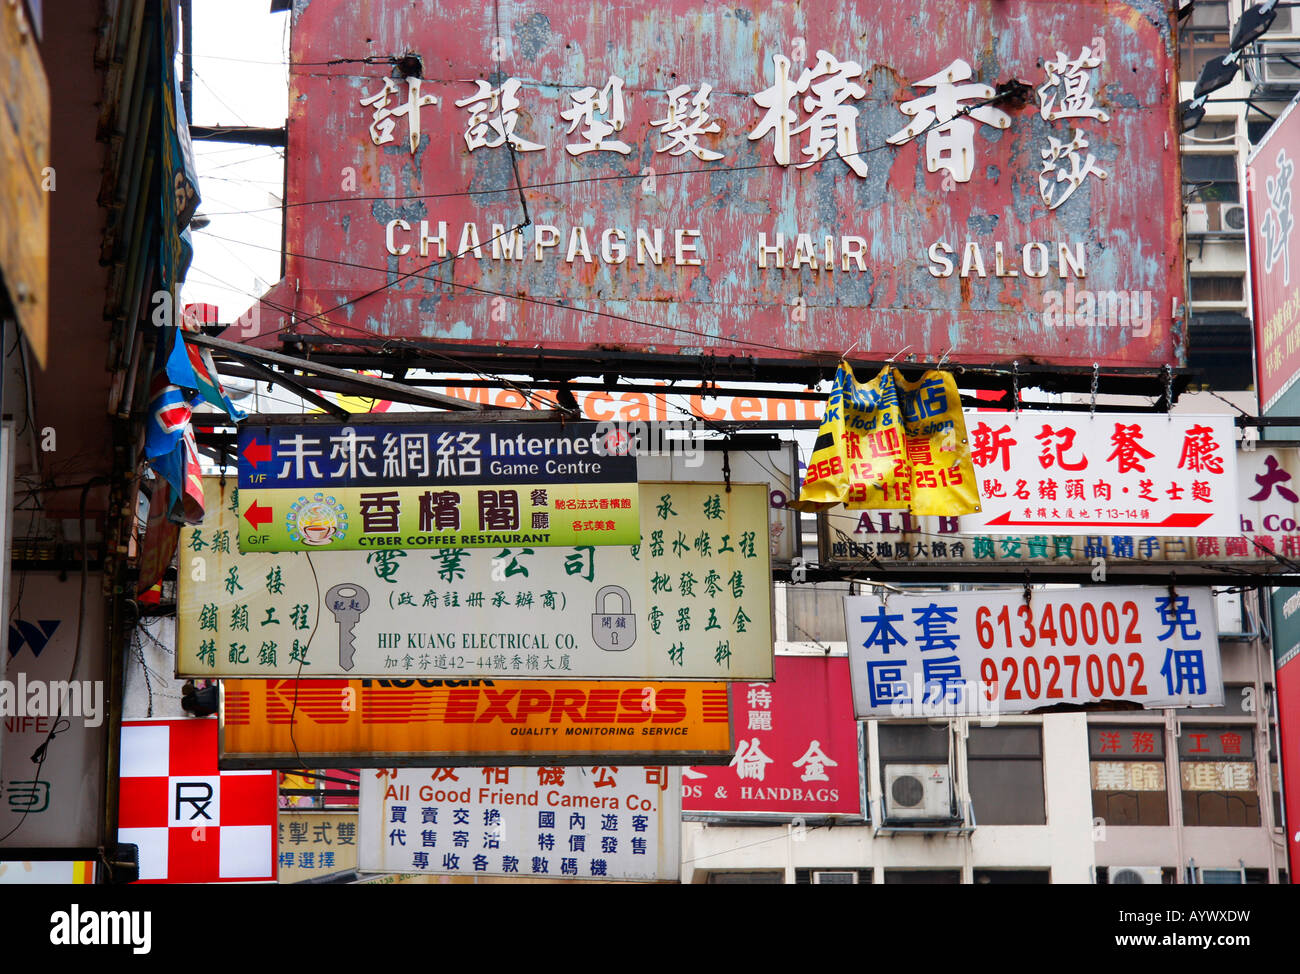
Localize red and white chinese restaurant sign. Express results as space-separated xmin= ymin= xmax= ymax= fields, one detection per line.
xmin=682 ymin=656 xmax=862 ymax=818
xmin=967 ymin=414 xmax=1238 ymax=537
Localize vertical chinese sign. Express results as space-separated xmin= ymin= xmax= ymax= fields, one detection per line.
xmin=1270 ymin=588 xmax=1300 ymax=881
xmin=358 ymin=766 xmax=681 ymax=881
xmin=683 ymin=656 xmax=863 ymax=818
xmin=1249 ymin=96 xmax=1300 ymax=414
xmin=638 ymin=482 xmax=772 ymax=679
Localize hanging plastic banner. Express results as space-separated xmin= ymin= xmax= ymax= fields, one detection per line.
xmin=793 ymin=363 xmax=980 ymax=517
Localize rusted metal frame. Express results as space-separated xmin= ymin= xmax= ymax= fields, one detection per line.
xmin=187 ymin=332 xmax=486 ymax=412
xmin=215 ymin=363 xmax=483 ymax=411
xmin=278 ymin=334 xmax=1202 ymax=400
xmin=222 ymin=352 xmax=351 ymax=421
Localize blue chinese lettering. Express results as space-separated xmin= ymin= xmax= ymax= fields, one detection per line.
xmin=859 ymin=606 xmax=908 ymax=654
xmin=1155 ymin=595 xmax=1202 ymax=641
xmin=866 ymin=659 xmax=911 ymax=707
xmin=1160 ymin=648 xmax=1207 ymax=695
xmin=911 ymin=603 xmax=960 ymax=653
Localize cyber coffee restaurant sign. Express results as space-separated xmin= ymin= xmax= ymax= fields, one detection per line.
xmin=242 ymin=0 xmax=1184 ymax=368
xmin=237 ymin=421 xmax=638 ymax=552
xmin=823 ymin=435 xmax=1293 ymax=576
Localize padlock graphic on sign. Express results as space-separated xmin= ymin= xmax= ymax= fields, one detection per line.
xmin=592 ymin=584 xmax=637 ymax=651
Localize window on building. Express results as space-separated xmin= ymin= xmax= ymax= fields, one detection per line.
xmin=884 ymin=869 xmax=961 ymax=885
xmin=784 ymin=582 xmax=850 ymax=642
xmin=878 ymin=723 xmax=950 ymax=764
xmin=1089 ymin=724 xmax=1169 ymax=826
xmin=1179 ymin=0 xmax=1231 ymax=80
xmin=1181 ymin=120 xmax=1238 ymax=146
xmin=1183 ymin=153 xmax=1240 ymax=204
xmin=973 ymin=869 xmax=1050 ymax=884
xmin=1180 ymin=726 xmax=1260 ymax=826
xmin=1249 ymin=119 xmax=1275 ymax=145
xmin=1097 ymin=866 xmax=1175 ymax=884
xmin=1189 ymin=275 xmax=1245 ymax=303
xmin=878 ymin=723 xmax=954 ymax=821
xmin=967 ymin=726 xmax=1045 ymax=825
xmin=705 ymin=870 xmax=783 ymax=884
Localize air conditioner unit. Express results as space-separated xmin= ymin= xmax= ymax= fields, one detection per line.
xmin=883 ymin=764 xmax=953 ymax=820
xmin=1110 ymin=865 xmax=1164 ymax=885
xmin=1187 ymin=201 xmax=1246 ymax=235
xmin=812 ymin=870 xmax=859 ymax=884
xmin=1266 ymin=6 xmax=1299 ymax=40
xmin=1220 ymin=203 xmax=1246 ymax=233
xmin=1257 ymin=42 xmax=1300 ymax=87
xmin=1199 ymin=867 xmax=1245 ymax=884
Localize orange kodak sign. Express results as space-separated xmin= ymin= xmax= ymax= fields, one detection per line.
xmin=220 ymin=679 xmax=733 ymax=768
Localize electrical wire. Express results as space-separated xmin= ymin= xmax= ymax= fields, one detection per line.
xmin=195 ymin=87 xmax=1016 ymax=217
xmin=195 ymin=229 xmax=834 ymax=358
xmin=183 ymin=265 xmax=556 ymax=411
xmin=286 ymin=551 xmax=323 ymax=773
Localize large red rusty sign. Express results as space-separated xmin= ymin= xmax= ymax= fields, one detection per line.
xmin=248 ymin=0 xmax=1184 ymax=367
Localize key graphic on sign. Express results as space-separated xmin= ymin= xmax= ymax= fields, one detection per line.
xmin=325 ymin=583 xmax=370 ymax=671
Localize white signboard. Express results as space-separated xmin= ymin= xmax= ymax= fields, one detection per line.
xmin=964 ymin=414 xmax=1238 ymax=537
xmin=823 ymin=445 xmax=1300 ymax=570
xmin=844 ymin=587 xmax=1224 ymax=718
xmin=637 ymin=441 xmax=799 ymax=564
xmin=359 ymin=766 xmax=681 ymax=881
xmin=1 ymin=572 xmax=107 ymax=849
xmin=180 ymin=479 xmax=772 ymax=680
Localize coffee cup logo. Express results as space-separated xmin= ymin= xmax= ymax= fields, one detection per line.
xmin=287 ymin=494 xmax=349 ymax=546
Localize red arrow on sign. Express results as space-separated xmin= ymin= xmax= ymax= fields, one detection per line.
xmin=242 ymin=438 xmax=271 ymax=468
xmin=984 ymin=511 xmax=1214 ymax=529
xmin=244 ymin=501 xmax=273 ymax=529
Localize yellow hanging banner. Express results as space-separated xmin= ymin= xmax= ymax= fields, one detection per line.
xmin=792 ymin=363 xmax=981 ymax=517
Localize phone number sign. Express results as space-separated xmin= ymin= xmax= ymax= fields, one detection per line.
xmin=844 ymin=587 xmax=1224 ymax=717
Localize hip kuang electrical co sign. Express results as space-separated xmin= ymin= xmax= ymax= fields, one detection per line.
xmin=237 ymin=0 xmax=1184 ymax=368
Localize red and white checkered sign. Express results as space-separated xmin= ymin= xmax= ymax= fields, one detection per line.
xmin=118 ymin=718 xmax=277 ymax=883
